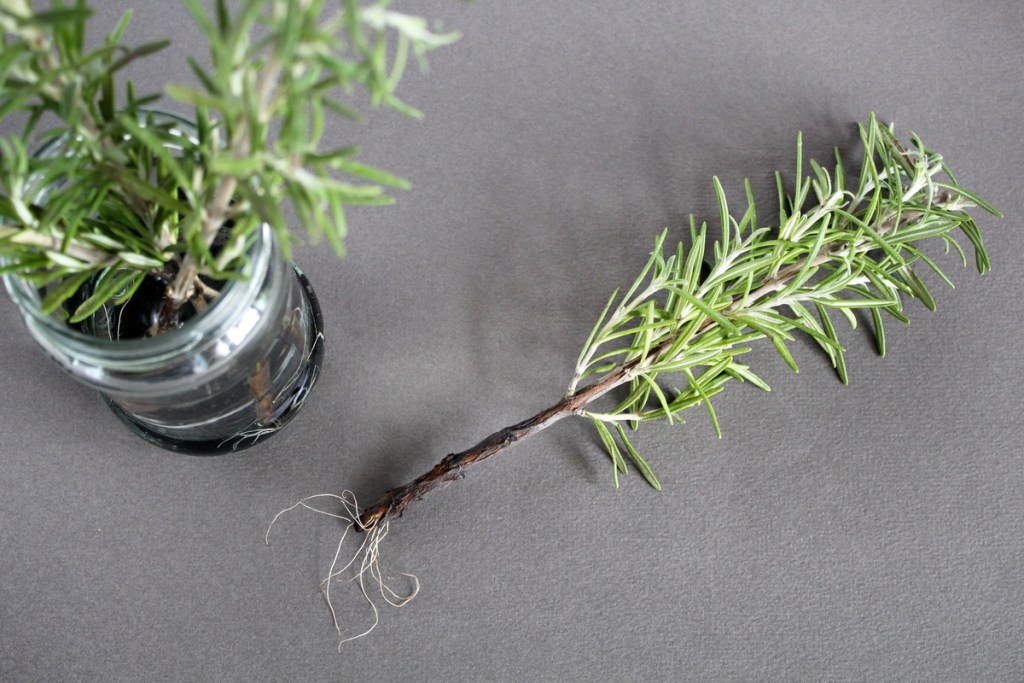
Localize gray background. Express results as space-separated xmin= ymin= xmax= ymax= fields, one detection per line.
xmin=2 ymin=1 xmax=1022 ymax=680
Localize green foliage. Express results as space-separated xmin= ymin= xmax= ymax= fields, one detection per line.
xmin=572 ymin=114 xmax=1000 ymax=487
xmin=0 ymin=0 xmax=457 ymax=319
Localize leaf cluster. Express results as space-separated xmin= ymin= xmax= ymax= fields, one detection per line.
xmin=572 ymin=114 xmax=1000 ymax=488
xmin=1 ymin=0 xmax=457 ymax=320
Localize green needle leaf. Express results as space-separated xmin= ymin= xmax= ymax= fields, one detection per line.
xmin=591 ymin=418 xmax=627 ymax=487
xmin=613 ymin=424 xmax=661 ymax=491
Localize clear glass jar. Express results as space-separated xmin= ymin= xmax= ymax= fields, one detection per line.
xmin=4 ymin=221 xmax=324 ymax=454
xmin=2 ymin=114 xmax=324 ymax=454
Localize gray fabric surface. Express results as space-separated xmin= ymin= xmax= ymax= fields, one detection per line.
xmin=2 ymin=1 xmax=1022 ymax=680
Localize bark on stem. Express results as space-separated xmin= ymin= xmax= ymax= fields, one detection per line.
xmin=357 ymin=363 xmax=640 ymax=529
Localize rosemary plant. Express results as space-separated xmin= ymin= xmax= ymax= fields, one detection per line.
xmin=354 ymin=114 xmax=999 ymax=526
xmin=269 ymin=115 xmax=999 ymax=643
xmin=0 ymin=0 xmax=456 ymax=330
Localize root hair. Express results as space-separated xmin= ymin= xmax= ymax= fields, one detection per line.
xmin=266 ymin=491 xmax=419 ymax=646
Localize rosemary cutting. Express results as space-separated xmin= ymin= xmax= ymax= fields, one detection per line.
xmin=271 ymin=114 xmax=999 ymax=642
xmin=356 ymin=113 xmax=998 ymax=525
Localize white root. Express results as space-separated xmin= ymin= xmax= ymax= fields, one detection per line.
xmin=266 ymin=491 xmax=419 ymax=646
xmin=222 ymin=328 xmax=325 ymax=451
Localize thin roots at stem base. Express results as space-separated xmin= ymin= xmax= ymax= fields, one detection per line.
xmin=266 ymin=491 xmax=419 ymax=647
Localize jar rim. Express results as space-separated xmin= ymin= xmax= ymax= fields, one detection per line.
xmin=3 ymin=222 xmax=273 ymax=364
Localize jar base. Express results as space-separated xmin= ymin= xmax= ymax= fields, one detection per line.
xmin=104 ymin=265 xmax=325 ymax=455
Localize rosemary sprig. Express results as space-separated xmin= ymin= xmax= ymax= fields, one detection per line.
xmin=357 ymin=114 xmax=999 ymax=528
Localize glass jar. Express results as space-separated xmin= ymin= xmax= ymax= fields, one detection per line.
xmin=4 ymin=221 xmax=324 ymax=454
xmin=1 ymin=114 xmax=324 ymax=454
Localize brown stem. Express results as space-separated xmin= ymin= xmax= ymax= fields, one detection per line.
xmin=357 ymin=363 xmax=639 ymax=529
